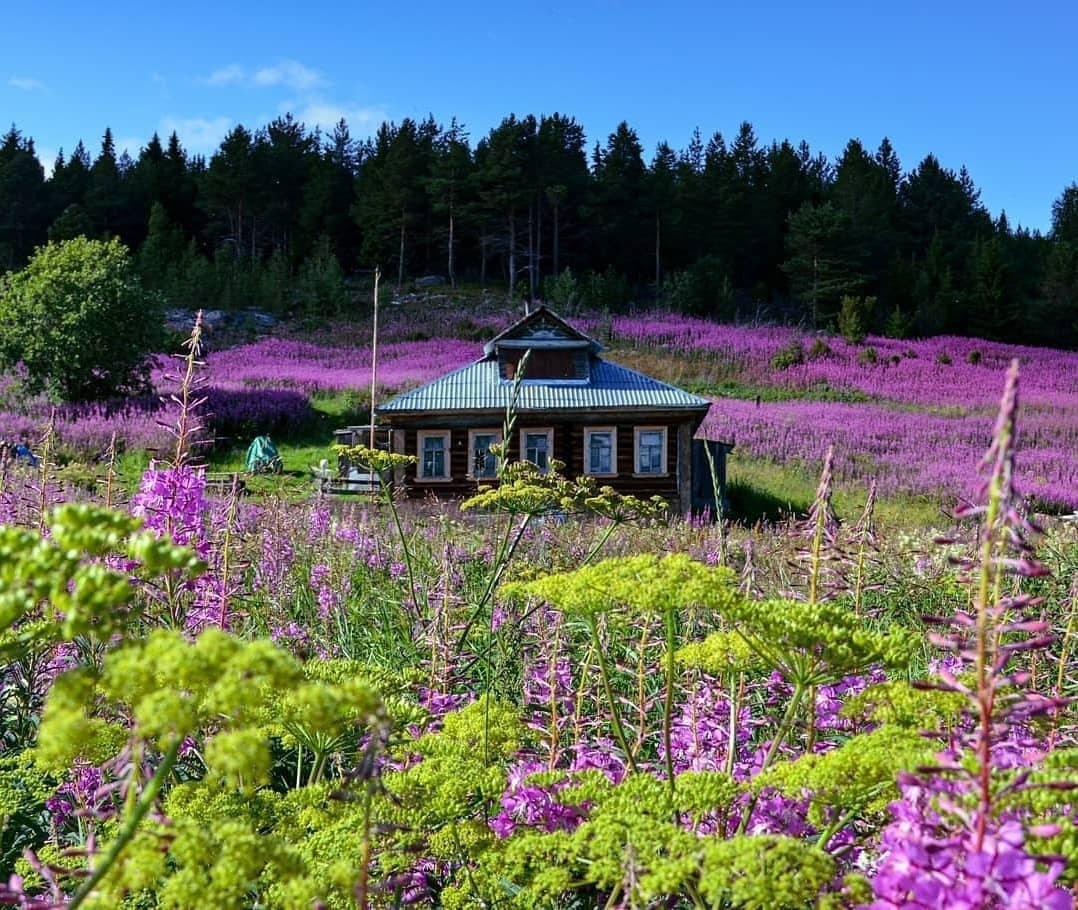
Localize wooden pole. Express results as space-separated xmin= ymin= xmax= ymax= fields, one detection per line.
xmin=369 ymin=267 xmax=380 ymax=495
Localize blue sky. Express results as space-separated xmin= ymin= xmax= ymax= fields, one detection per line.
xmin=4 ymin=1 xmax=1075 ymax=233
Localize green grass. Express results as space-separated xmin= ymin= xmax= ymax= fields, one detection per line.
xmin=680 ymin=378 xmax=874 ymax=404
xmin=199 ymin=388 xmax=370 ymax=485
xmin=727 ymin=454 xmax=947 ymax=529
xmin=309 ymin=388 xmax=374 ymax=423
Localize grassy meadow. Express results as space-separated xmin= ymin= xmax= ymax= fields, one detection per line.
xmin=0 ymin=301 xmax=1076 ymax=908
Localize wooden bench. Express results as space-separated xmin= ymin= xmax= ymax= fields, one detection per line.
xmin=204 ymin=472 xmax=248 ymax=496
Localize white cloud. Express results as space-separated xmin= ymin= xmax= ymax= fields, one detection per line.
xmin=292 ymin=101 xmax=388 ymax=136
xmin=188 ymin=60 xmax=385 ymax=148
xmin=201 ymin=60 xmax=326 ymax=92
xmin=253 ymin=60 xmax=326 ymax=92
xmin=114 ymin=135 xmax=145 ymax=159
xmin=203 ymin=64 xmax=245 ymax=87
xmin=35 ymin=147 xmax=57 ymax=177
xmin=8 ymin=76 xmax=45 ymax=92
xmin=159 ymin=116 xmax=234 ymax=156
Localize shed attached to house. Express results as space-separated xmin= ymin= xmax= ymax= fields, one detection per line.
xmin=373 ymin=307 xmax=730 ymax=512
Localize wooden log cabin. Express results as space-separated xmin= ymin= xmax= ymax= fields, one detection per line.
xmin=364 ymin=307 xmax=731 ymax=513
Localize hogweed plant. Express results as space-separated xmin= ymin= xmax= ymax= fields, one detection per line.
xmin=507 ymin=554 xmax=743 ymax=813
xmin=867 ymin=359 xmax=1074 ymax=909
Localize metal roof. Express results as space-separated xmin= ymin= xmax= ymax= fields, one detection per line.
xmin=376 ymin=358 xmax=711 ymax=415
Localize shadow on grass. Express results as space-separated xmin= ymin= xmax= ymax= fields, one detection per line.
xmin=727 ymin=479 xmax=808 ymax=525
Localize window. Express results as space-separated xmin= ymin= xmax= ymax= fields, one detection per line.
xmin=417 ymin=431 xmax=451 ymax=481
xmin=634 ymin=427 xmax=667 ymax=475
xmin=468 ymin=429 xmax=501 ymax=479
xmin=520 ymin=428 xmax=553 ymax=473
xmin=584 ymin=427 xmax=617 ymax=476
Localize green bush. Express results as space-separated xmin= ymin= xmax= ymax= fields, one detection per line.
xmin=883 ymin=304 xmax=913 ymax=340
xmin=838 ymin=295 xmax=876 ymax=345
xmin=0 ymin=238 xmax=164 ymax=402
xmin=770 ymin=340 xmax=805 ymax=371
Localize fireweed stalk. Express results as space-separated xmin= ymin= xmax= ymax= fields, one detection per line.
xmin=130 ymin=312 xmax=232 ymax=631
xmin=867 ymin=359 xmax=1073 ymax=909
xmin=24 ymin=418 xmax=61 ymax=536
xmin=849 ymin=479 xmax=880 ymax=618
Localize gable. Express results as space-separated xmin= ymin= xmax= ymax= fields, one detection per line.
xmin=483 ymin=306 xmax=600 ymax=381
xmin=500 ymin=346 xmax=590 ymax=381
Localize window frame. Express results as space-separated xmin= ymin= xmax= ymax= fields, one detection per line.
xmin=583 ymin=426 xmax=618 ymax=477
xmin=634 ymin=426 xmax=668 ymax=477
xmin=519 ymin=427 xmax=554 ymax=473
xmin=416 ymin=430 xmax=452 ymax=482
xmin=467 ymin=428 xmax=502 ymax=480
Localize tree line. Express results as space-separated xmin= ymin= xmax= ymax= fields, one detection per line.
xmin=1 ymin=113 xmax=1077 ymax=348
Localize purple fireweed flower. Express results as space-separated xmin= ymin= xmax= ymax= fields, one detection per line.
xmin=492 ymin=758 xmax=589 ymax=838
xmin=568 ymin=739 xmax=628 ymax=782
xmin=252 ymin=528 xmax=296 ymax=597
xmin=522 ymin=656 xmax=574 ymax=715
xmin=867 ymin=780 xmax=1072 ymax=910
xmin=307 ymin=506 xmax=331 ymax=543
xmin=130 ymin=462 xmax=210 ymax=555
xmin=271 ymin=622 xmax=310 ymax=645
xmin=745 ymin=788 xmax=813 ymax=839
xmin=46 ymin=762 xmax=104 ymax=829
xmin=491 ymin=742 xmax=630 ymax=840
xmin=419 ymin=689 xmax=473 ymax=719
xmin=131 ymin=461 xmax=235 ymax=630
xmin=38 ymin=641 xmax=80 ymax=693
xmin=386 ymin=869 xmax=433 ymax=906
xmin=662 ymin=678 xmax=754 ymax=774
xmin=814 ymin=668 xmax=888 ymax=736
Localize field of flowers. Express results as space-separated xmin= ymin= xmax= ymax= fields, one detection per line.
xmin=0 ymin=311 xmax=1076 ymax=908
xmin=589 ymin=313 xmax=1078 ymax=511
xmin=1 ymin=308 xmax=1073 ymax=513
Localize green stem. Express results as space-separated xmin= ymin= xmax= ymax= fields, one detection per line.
xmin=69 ymin=737 xmax=180 ymax=909
xmin=662 ymin=607 xmax=678 ymax=820
xmin=737 ymin=684 xmax=804 ymax=834
xmin=973 ymin=458 xmax=1005 ymax=851
xmin=1051 ymin=604 xmax=1077 ymax=746
xmin=814 ymin=789 xmax=886 ymax=851
xmin=308 ymin=750 xmax=328 ymax=786
xmin=761 ymin=682 xmax=805 ymax=772
xmin=602 ymin=881 xmax=623 ymax=910
xmin=808 ymin=508 xmax=824 ymax=607
xmin=356 ymin=787 xmax=373 ymax=909
xmin=724 ymin=673 xmax=741 ymax=776
xmin=588 ymin=614 xmax=638 ymax=775
xmin=384 ymin=486 xmax=422 ymax=621
xmin=579 ymin=519 xmax=620 ymax=568
xmin=455 ymin=513 xmax=531 ymax=657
